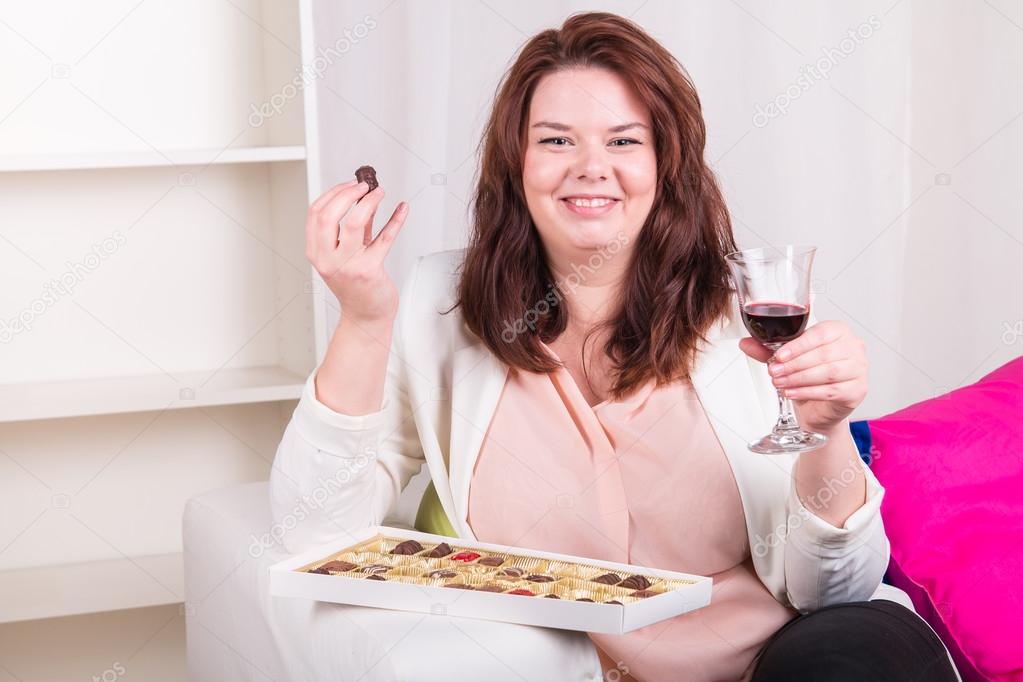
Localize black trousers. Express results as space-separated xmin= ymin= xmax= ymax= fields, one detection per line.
xmin=750 ymin=599 xmax=959 ymax=682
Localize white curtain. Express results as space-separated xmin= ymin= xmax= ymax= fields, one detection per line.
xmin=311 ymin=0 xmax=1023 ymax=419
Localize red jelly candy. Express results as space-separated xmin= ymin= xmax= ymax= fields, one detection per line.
xmin=508 ymin=588 xmax=534 ymax=596
xmin=450 ymin=551 xmax=481 ymax=562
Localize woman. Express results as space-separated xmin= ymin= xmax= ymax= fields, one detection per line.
xmin=271 ymin=11 xmax=958 ymax=681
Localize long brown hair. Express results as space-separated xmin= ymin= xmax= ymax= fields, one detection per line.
xmin=445 ymin=11 xmax=737 ymax=401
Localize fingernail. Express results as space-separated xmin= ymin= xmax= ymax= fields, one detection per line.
xmin=775 ymin=349 xmax=790 ymax=361
xmin=774 ymin=376 xmax=788 ymax=387
xmin=398 ymin=201 xmax=408 ymax=213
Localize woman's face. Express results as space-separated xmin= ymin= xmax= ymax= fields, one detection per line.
xmin=523 ymin=67 xmax=657 ymax=263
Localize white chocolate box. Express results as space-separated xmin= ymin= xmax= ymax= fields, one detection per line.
xmin=268 ymin=525 xmax=713 ymax=634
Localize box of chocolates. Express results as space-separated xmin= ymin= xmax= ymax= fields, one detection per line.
xmin=268 ymin=526 xmax=712 ymax=634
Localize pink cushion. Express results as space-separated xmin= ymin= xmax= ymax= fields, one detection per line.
xmin=869 ymin=356 xmax=1023 ymax=682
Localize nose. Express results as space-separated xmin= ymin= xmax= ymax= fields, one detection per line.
xmin=572 ymin=142 xmax=609 ymax=181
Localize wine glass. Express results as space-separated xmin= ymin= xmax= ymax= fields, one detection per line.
xmin=725 ymin=245 xmax=828 ymax=454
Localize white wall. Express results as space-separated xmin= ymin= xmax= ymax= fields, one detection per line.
xmin=310 ymin=0 xmax=1023 ymax=419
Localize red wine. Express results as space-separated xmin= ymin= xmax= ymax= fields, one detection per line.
xmin=741 ymin=302 xmax=809 ymax=345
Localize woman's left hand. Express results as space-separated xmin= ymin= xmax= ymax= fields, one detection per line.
xmin=738 ymin=320 xmax=869 ymax=434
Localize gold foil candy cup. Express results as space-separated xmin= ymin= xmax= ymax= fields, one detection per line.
xmin=544 ymin=559 xmax=585 ymax=579
xmin=405 ymin=557 xmax=444 ymax=572
xmin=336 ymin=551 xmax=399 ymax=567
xmin=591 ymin=583 xmax=637 ymax=604
xmin=554 ymin=577 xmax=626 ymax=599
xmin=334 ymin=569 xmax=389 ymax=581
xmin=493 ymin=556 xmax=549 ymax=577
xmin=476 ymin=580 xmax=519 ymax=593
xmin=503 ymin=580 xmax=557 ymax=597
xmin=387 ymin=553 xmax=424 ymax=568
xmin=455 ymin=563 xmax=497 ymax=578
xmin=384 ymin=566 xmax=424 ymax=580
xmin=348 ymin=536 xmax=386 ymax=554
xmin=629 ymin=584 xmax=668 ymax=598
xmin=455 ymin=576 xmax=518 ymax=593
xmin=560 ymin=585 xmax=611 ymax=602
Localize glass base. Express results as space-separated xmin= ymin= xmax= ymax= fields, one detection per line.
xmin=748 ymin=429 xmax=829 ymax=454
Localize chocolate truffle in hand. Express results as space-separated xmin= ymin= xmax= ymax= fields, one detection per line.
xmin=354 ymin=165 xmax=378 ymax=192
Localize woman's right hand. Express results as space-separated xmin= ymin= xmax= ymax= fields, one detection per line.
xmin=305 ymin=179 xmax=410 ymax=325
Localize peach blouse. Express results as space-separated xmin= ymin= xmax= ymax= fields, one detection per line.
xmin=467 ymin=340 xmax=798 ymax=682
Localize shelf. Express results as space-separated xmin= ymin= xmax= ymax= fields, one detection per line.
xmin=0 ymin=552 xmax=184 ymax=623
xmin=0 ymin=365 xmax=306 ymax=423
xmin=0 ymin=145 xmax=307 ymax=173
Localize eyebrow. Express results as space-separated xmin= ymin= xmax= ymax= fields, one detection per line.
xmin=530 ymin=120 xmax=649 ymax=133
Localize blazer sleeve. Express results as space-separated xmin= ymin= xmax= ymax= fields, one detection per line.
xmin=268 ymin=256 xmax=428 ymax=555
xmin=782 ymin=426 xmax=891 ymax=612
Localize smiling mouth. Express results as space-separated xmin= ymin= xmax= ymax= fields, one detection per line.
xmin=559 ymin=197 xmax=621 ymax=216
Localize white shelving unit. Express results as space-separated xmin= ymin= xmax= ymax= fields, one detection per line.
xmin=0 ymin=145 xmax=307 ymax=173
xmin=0 ymin=0 xmax=327 ymax=624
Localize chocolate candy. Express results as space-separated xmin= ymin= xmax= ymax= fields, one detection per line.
xmin=620 ymin=574 xmax=652 ymax=590
xmin=605 ymin=600 xmax=623 ymax=605
xmin=354 ymin=165 xmax=378 ymax=192
xmin=508 ymin=588 xmax=534 ymax=596
xmin=424 ymin=542 xmax=453 ymax=558
xmin=390 ymin=540 xmax=424 ymax=555
xmin=308 ymin=560 xmax=357 ymax=574
xmin=497 ymin=567 xmax=525 ymax=578
xmin=543 ymin=594 xmax=561 ymax=599
xmin=359 ymin=564 xmax=390 ymax=574
xmin=525 ymin=574 xmax=555 ymax=583
xmin=366 ymin=574 xmax=387 ymax=581
xmin=443 ymin=583 xmax=474 ymax=590
xmin=477 ymin=583 xmax=507 ymax=593
xmin=592 ymin=573 xmax=622 ymax=585
xmin=450 ymin=551 xmax=481 ymax=563
xmin=425 ymin=569 xmax=458 ymax=579
xmin=576 ymin=598 xmax=594 ymax=602
xmin=477 ymin=555 xmax=505 ymax=566
xmin=632 ymin=589 xmax=657 ymax=598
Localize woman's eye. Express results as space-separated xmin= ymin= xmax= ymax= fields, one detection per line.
xmin=539 ymin=137 xmax=640 ymax=147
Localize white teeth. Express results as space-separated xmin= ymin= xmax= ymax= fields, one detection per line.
xmin=567 ymin=197 xmax=613 ymax=208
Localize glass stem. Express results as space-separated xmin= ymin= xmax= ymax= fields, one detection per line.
xmin=775 ymin=388 xmax=800 ymax=432
xmin=769 ymin=350 xmax=800 ymax=433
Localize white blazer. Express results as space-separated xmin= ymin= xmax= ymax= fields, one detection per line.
xmin=270 ymin=248 xmax=890 ymax=616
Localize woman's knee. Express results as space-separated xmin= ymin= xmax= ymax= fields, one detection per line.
xmin=751 ymin=599 xmax=958 ymax=682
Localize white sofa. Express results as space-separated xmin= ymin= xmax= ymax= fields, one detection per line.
xmin=182 ymin=479 xmax=934 ymax=682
